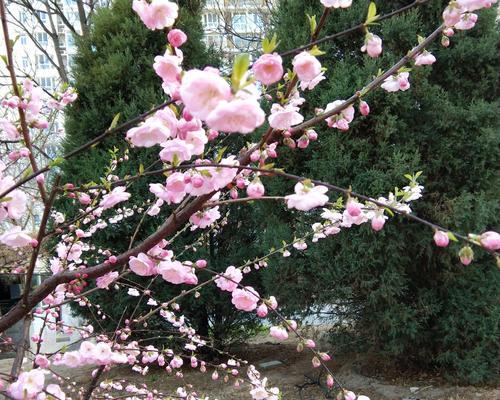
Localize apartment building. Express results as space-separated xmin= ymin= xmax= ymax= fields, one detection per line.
xmin=202 ymin=0 xmax=275 ymax=61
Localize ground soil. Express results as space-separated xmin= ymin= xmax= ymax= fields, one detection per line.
xmin=1 ymin=333 xmax=498 ymax=399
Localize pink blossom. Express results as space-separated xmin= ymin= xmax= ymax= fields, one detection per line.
xmin=320 ymin=0 xmax=352 ymax=7
xmin=325 ymin=100 xmax=355 ymax=130
xmin=159 ymin=138 xmax=193 ymax=163
xmin=247 ymin=180 xmax=265 ymax=198
xmin=0 ymin=227 xmax=32 ymax=247
xmin=371 ymin=215 xmax=386 ymax=231
xmin=359 ymin=100 xmax=370 ymax=116
xmin=132 ymin=0 xmax=178 ymax=30
xmin=480 ymin=231 xmax=500 ymax=251
xmin=96 ymin=271 xmax=119 ymax=289
xmin=455 ymin=13 xmax=478 ymax=30
xmin=361 ymin=33 xmax=383 ymax=58
xmin=180 ymin=69 xmax=232 ymax=120
xmin=170 ymin=356 xmax=184 ymax=369
xmin=252 ymin=53 xmax=283 ymax=85
xmin=126 ymin=118 xmax=173 ymax=147
xmin=158 ymin=260 xmax=190 ymax=284
xmin=8 ymin=369 xmax=45 ymax=399
xmin=184 ymin=129 xmax=207 ymax=155
xmin=256 ymin=304 xmax=268 ymax=317
xmin=79 ymin=193 xmax=91 ymax=205
xmin=292 ymin=52 xmax=322 ymax=82
xmin=153 ymin=53 xmax=182 ymax=83
xmin=35 ymin=354 xmax=50 ymax=368
xmin=99 ymin=186 xmax=131 ymax=210
xmin=459 ymin=246 xmax=474 ymax=265
xmin=381 ymin=72 xmax=410 ymax=92
xmin=231 ymin=286 xmax=260 ymax=312
xmin=346 ymin=199 xmax=362 ymax=217
xmin=434 ymin=231 xmax=450 ymax=248
xmin=129 ymin=253 xmax=157 ymax=276
xmin=215 ymin=266 xmax=243 ymax=292
xmin=443 ymin=3 xmax=465 ymax=27
xmin=44 ymin=384 xmax=66 ymax=400
xmin=270 ymin=326 xmax=288 ymax=340
xmin=189 ymin=207 xmax=221 ymax=229
xmin=285 ymin=182 xmax=329 ymax=211
xmin=0 ymin=118 xmax=19 ymax=140
xmin=458 ymin=0 xmax=497 ymax=12
xmin=93 ymin=342 xmax=113 ymax=365
xmin=206 ymin=99 xmax=265 ymax=134
xmin=168 ymin=29 xmax=187 ymax=47
xmin=268 ymin=103 xmax=304 ymax=130
xmin=415 ymin=51 xmax=437 ymax=66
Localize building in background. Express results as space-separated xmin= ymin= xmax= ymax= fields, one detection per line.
xmin=202 ymin=0 xmax=276 ymax=63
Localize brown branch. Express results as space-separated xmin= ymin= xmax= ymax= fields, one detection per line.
xmin=0 ymin=0 xmax=49 ymax=203
xmin=22 ymin=176 xmax=60 ymax=307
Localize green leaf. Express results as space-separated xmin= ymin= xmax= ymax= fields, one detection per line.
xmin=200 ymin=169 xmax=213 ymax=178
xmin=0 ymin=197 xmax=13 ymax=203
xmin=366 ymin=2 xmax=379 ymax=24
xmin=139 ymin=163 xmax=144 ymax=175
xmin=0 ymin=55 xmax=8 ymax=66
xmin=309 ymin=45 xmax=326 ymax=57
xmin=262 ymin=34 xmax=279 ymax=54
xmin=447 ymin=231 xmax=459 ymax=242
xmin=215 ymin=146 xmax=228 ymax=163
xmin=262 ymin=163 xmax=275 ymax=170
xmin=307 ymin=14 xmax=317 ymax=36
xmin=417 ymin=35 xmax=425 ymax=45
xmin=231 ymin=53 xmax=250 ymax=91
xmin=385 ymin=207 xmax=395 ymax=217
xmin=22 ymin=167 xmax=33 ymax=180
xmin=404 ymin=174 xmax=413 ymax=180
xmin=109 ymin=113 xmax=121 ymax=130
xmin=49 ymin=157 xmax=65 ymax=168
xmin=171 ymin=153 xmax=179 ymax=167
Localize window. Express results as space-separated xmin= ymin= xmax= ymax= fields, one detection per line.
xmin=19 ymin=11 xmax=28 ymax=23
xmin=232 ymin=14 xmax=247 ymax=31
xmin=36 ymin=32 xmax=48 ymax=46
xmin=36 ymin=11 xmax=47 ymax=23
xmin=66 ymin=33 xmax=75 ymax=47
xmin=37 ymin=54 xmax=50 ymax=69
xmin=205 ymin=34 xmax=221 ymax=48
xmin=21 ymin=56 xmax=29 ymax=69
xmin=232 ymin=35 xmax=252 ymax=49
xmin=20 ymin=35 xmax=27 ymax=45
xmin=203 ymin=13 xmax=218 ymax=29
xmin=40 ymin=77 xmax=56 ymax=90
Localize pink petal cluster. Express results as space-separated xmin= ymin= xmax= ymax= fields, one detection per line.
xmin=215 ymin=266 xmax=243 ymax=292
xmin=168 ymin=29 xmax=187 ymax=48
xmin=129 ymin=253 xmax=157 ymax=276
xmin=153 ymin=53 xmax=182 ymax=84
xmin=96 ymin=271 xmax=119 ymax=289
xmin=458 ymin=0 xmax=497 ymax=11
xmin=480 ymin=231 xmax=500 ymax=251
xmin=0 ymin=226 xmax=33 ymax=248
xmin=415 ymin=51 xmax=437 ymax=66
xmin=325 ymin=100 xmax=355 ymax=131
xmin=126 ymin=108 xmax=177 ymax=147
xmin=268 ymin=103 xmax=304 ymax=130
xmin=189 ymin=206 xmax=221 ymax=229
xmin=434 ymin=230 xmax=450 ymax=248
xmin=8 ymin=369 xmax=45 ymax=399
xmin=0 ymin=174 xmax=27 ymax=221
xmin=252 ymin=53 xmax=284 ymax=85
xmin=99 ymin=186 xmax=131 ymax=210
xmin=231 ymin=286 xmax=260 ymax=312
xmin=292 ymin=52 xmax=322 ymax=83
xmin=361 ymin=33 xmax=383 ymax=58
xmin=158 ymin=260 xmax=197 ymax=285
xmin=381 ymin=72 xmax=410 ymax=92
xmin=285 ymin=182 xmax=329 ymax=211
xmin=206 ymin=99 xmax=265 ymax=134
xmin=270 ymin=326 xmax=289 ymax=341
xmin=320 ymin=0 xmax=352 ymax=8
xmin=0 ymin=118 xmax=19 ymax=140
xmin=132 ymin=0 xmax=178 ymax=30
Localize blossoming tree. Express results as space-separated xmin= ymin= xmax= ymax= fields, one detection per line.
xmin=0 ymin=0 xmax=498 ymax=399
